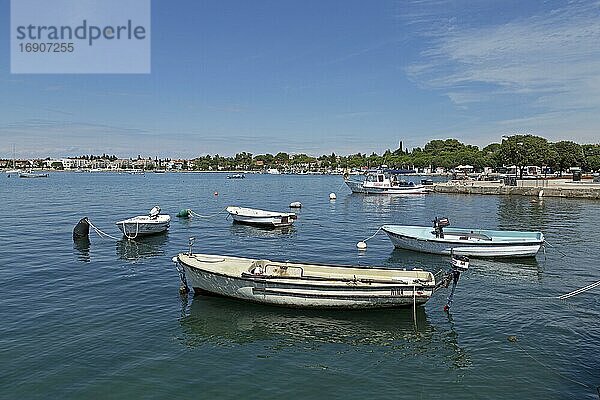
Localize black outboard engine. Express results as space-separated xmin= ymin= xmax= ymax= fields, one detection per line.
xmin=432 ymin=217 xmax=450 ymax=238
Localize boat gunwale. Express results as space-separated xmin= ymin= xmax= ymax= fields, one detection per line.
xmin=178 ymin=253 xmax=435 ymax=287
xmin=382 ymin=225 xmax=544 ymax=245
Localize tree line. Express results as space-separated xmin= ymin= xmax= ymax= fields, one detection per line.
xmin=190 ymin=135 xmax=600 ymax=174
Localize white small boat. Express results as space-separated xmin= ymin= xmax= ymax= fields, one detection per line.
xmin=227 ymin=173 xmax=245 ymax=179
xmin=5 ymin=169 xmax=21 ymax=175
xmin=19 ymin=171 xmax=48 ymax=178
xmin=226 ymin=206 xmax=297 ymax=227
xmin=382 ymin=217 xmax=544 ymax=258
xmin=175 ymin=252 xmax=441 ymax=309
xmin=266 ymin=168 xmax=280 ymax=175
xmin=116 ymin=206 xmax=171 ymax=238
xmin=345 ymin=171 xmax=430 ymax=194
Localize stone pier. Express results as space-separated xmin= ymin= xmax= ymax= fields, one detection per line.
xmin=433 ymin=179 xmax=600 ymax=199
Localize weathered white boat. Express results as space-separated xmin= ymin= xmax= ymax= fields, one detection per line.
xmin=382 ymin=217 xmax=544 ymax=258
xmin=226 ymin=206 xmax=297 ymax=227
xmin=345 ymin=171 xmax=430 ymax=194
xmin=19 ymin=171 xmax=48 ymax=178
xmin=175 ymin=252 xmax=440 ymax=309
xmin=116 ymin=206 xmax=171 ymax=238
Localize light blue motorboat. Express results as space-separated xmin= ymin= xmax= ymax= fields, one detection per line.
xmin=382 ymin=218 xmax=544 ymax=258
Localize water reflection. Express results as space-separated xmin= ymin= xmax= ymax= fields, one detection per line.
xmin=386 ymin=248 xmax=450 ymax=273
xmin=115 ymin=234 xmax=168 ymax=261
xmin=229 ymin=223 xmax=295 ymax=238
xmin=73 ymin=237 xmax=91 ymax=263
xmin=179 ymin=296 xmax=431 ymax=347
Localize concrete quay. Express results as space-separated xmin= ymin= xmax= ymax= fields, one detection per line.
xmin=433 ymin=179 xmax=600 ymax=199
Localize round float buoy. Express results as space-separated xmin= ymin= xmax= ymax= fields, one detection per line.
xmin=329 ymin=192 xmax=336 ymax=200
xmin=176 ymin=209 xmax=191 ymax=218
xmin=214 ymin=191 xmax=218 ymax=196
xmin=289 ymin=201 xmax=302 ymax=208
xmin=356 ymin=241 xmax=367 ymax=250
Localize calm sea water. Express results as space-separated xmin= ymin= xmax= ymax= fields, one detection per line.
xmin=0 ymin=173 xmax=598 ymax=399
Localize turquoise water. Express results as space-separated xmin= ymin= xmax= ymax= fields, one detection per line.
xmin=0 ymin=173 xmax=598 ymax=399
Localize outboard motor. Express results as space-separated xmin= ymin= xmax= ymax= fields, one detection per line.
xmin=149 ymin=205 xmax=161 ymax=219
xmin=432 ymin=217 xmax=450 ymax=238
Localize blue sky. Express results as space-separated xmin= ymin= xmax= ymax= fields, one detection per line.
xmin=1 ymin=0 xmax=599 ymax=158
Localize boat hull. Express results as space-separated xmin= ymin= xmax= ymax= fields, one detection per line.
xmin=382 ymin=226 xmax=543 ymax=258
xmin=227 ymin=206 xmax=296 ymax=227
xmin=178 ymin=254 xmax=434 ymax=309
xmin=116 ymin=215 xmax=171 ymax=237
xmin=230 ymin=214 xmax=295 ymax=227
xmin=345 ymin=179 xmax=429 ymax=194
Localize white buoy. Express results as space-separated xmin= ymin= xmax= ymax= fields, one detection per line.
xmin=356 ymin=241 xmax=367 ymax=250
xmin=289 ymin=201 xmax=302 ymax=208
xmin=329 ymin=192 xmax=337 ymax=200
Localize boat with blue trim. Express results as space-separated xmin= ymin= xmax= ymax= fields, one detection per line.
xmin=382 ymin=217 xmax=544 ymax=258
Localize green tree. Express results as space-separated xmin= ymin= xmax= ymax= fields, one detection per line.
xmin=549 ymin=141 xmax=583 ymax=176
xmin=500 ymin=134 xmax=550 ymax=178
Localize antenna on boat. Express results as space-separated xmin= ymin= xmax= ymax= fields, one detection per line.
xmin=188 ymin=237 xmax=195 ymax=255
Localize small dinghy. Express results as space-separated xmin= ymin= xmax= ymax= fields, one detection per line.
xmin=173 ymin=240 xmax=468 ymax=309
xmin=116 ymin=206 xmax=171 ymax=239
xmin=19 ymin=171 xmax=48 ymax=178
xmin=226 ymin=206 xmax=297 ymax=227
xmin=382 ymin=217 xmax=544 ymax=258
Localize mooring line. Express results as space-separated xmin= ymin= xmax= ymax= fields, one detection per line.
xmin=188 ymin=207 xmax=228 ymax=219
xmin=543 ymin=240 xmax=569 ymax=258
xmin=87 ymin=219 xmax=122 ymax=241
xmin=512 ymin=340 xmax=596 ymax=393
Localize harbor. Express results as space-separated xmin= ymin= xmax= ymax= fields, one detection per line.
xmin=1 ymin=172 xmax=599 ymax=399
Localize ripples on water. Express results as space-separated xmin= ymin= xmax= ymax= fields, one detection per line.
xmin=0 ymin=173 xmax=598 ymax=399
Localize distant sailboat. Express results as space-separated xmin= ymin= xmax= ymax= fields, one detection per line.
xmin=5 ymin=145 xmax=21 ymax=175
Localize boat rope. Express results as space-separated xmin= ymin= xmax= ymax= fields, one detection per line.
xmin=85 ymin=219 xmax=157 ymax=250
xmin=188 ymin=207 xmax=228 ymax=219
xmin=557 ymin=279 xmax=600 ymax=300
xmin=511 ymin=339 xmax=598 ymax=397
xmin=122 ymin=221 xmax=139 ymax=240
xmin=87 ymin=219 xmax=122 ymax=241
xmin=363 ymin=226 xmax=383 ymax=242
xmin=543 ymin=240 xmax=568 ymax=258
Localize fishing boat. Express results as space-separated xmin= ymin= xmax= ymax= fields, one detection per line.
xmin=344 ymin=170 xmax=430 ymax=194
xmin=173 ymin=241 xmax=469 ymax=309
xmin=19 ymin=171 xmax=48 ymax=178
xmin=226 ymin=206 xmax=297 ymax=227
xmin=381 ymin=217 xmax=544 ymax=258
xmin=227 ymin=173 xmax=245 ymax=179
xmin=116 ymin=206 xmax=171 ymax=238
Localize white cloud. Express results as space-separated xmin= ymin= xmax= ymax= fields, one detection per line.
xmin=405 ymin=0 xmax=600 ymax=141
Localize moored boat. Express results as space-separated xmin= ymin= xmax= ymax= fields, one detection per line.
xmin=19 ymin=171 xmax=49 ymax=178
xmin=175 ymin=251 xmax=449 ymax=309
xmin=116 ymin=206 xmax=171 ymax=238
xmin=382 ymin=217 xmax=544 ymax=258
xmin=227 ymin=173 xmax=245 ymax=179
xmin=345 ymin=170 xmax=430 ymax=194
xmin=226 ymin=206 xmax=297 ymax=227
